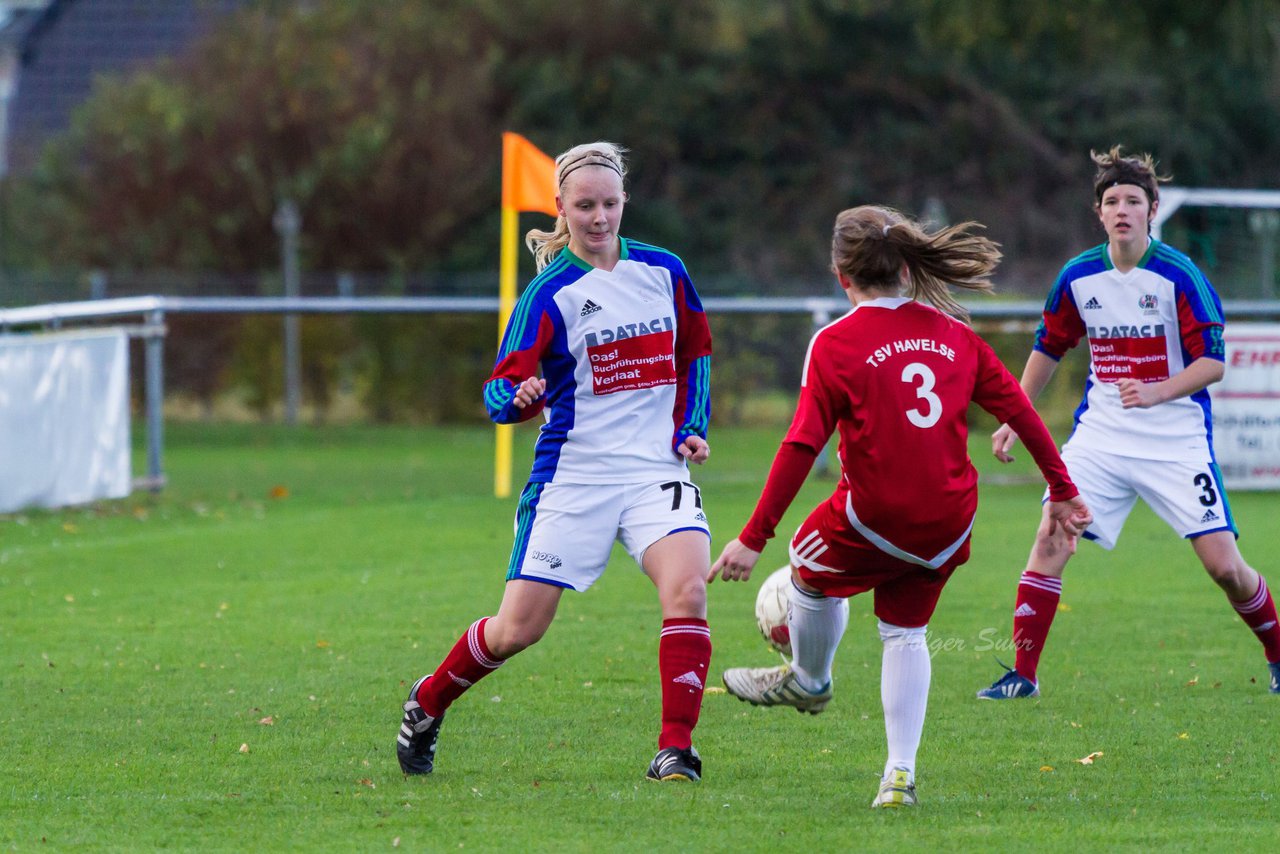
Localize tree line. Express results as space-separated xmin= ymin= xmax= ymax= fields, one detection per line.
xmin=2 ymin=0 xmax=1274 ymax=422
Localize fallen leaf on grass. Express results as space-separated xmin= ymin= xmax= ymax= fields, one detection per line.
xmin=239 ymin=743 xmax=250 ymax=754
xmin=1040 ymin=765 xmax=1055 ymax=772
xmin=1075 ymin=751 xmax=1103 ymax=765
xmin=258 ymin=716 xmax=274 ymax=726
xmin=359 ymin=778 xmax=375 ymax=788
xmin=62 ymin=523 xmax=78 ymax=534
xmin=1056 ymin=603 xmax=1072 ymax=612
xmin=1177 ymin=732 xmax=1190 ymax=740
xmin=269 ymin=485 xmax=290 ymax=499
xmin=705 ymin=686 xmax=726 ymax=695
xmin=1186 ymin=675 xmax=1199 ymax=686
xmin=392 ymin=839 xmax=400 ymax=848
xmin=316 ymin=640 xmax=331 ymax=648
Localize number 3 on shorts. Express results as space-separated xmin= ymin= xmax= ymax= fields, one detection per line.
xmin=1193 ymin=471 xmax=1218 ymax=507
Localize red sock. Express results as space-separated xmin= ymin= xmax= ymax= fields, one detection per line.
xmin=658 ymin=619 xmax=711 ymax=750
xmin=1231 ymin=575 xmax=1280 ymax=663
xmin=417 ymin=618 xmax=504 ymax=717
xmin=1012 ymin=571 xmax=1062 ymax=683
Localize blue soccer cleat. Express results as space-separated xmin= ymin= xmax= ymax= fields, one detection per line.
xmin=976 ymin=666 xmax=1039 ymax=700
xmin=1269 ymin=661 xmax=1280 ymax=694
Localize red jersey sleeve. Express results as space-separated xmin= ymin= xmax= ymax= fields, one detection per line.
xmin=738 ymin=442 xmax=818 ymax=552
xmin=968 ymin=332 xmax=1076 ymax=499
xmin=781 ymin=334 xmax=839 ymax=453
xmin=969 ymin=332 xmax=1034 ymax=425
xmin=1006 ymin=408 xmax=1078 ymax=501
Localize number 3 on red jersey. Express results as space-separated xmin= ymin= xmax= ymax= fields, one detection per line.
xmin=901 ymin=362 xmax=942 ymax=428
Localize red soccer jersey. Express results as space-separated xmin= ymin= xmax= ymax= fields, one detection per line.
xmin=781 ymin=297 xmax=1037 ymax=564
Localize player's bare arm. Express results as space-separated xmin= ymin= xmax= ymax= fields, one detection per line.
xmin=707 ymin=537 xmax=760 ymax=584
xmin=511 ymin=376 xmax=546 ymax=409
xmin=993 ymin=351 xmax=1059 ymax=463
xmin=1115 ymin=357 xmax=1225 ymax=410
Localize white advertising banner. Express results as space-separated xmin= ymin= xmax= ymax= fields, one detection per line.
xmin=0 ymin=329 xmax=132 ymax=513
xmin=1214 ymin=323 xmax=1280 ymax=490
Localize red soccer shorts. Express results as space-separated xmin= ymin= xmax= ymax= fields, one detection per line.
xmin=786 ymin=497 xmax=969 ymax=628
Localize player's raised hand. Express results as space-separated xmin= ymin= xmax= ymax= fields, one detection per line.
xmin=512 ymin=376 xmax=546 ymax=409
xmin=992 ymin=422 xmax=1019 ymax=463
xmin=708 ymin=537 xmax=760 ymax=584
xmin=678 ymin=435 xmax=710 ymax=465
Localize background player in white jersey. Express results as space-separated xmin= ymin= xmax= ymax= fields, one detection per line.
xmin=396 ymin=142 xmax=716 ymax=782
xmin=708 ymin=205 xmax=1092 ymax=807
xmin=977 ymin=147 xmax=1280 ymax=700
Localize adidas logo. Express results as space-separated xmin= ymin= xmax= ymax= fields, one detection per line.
xmin=1201 ymin=509 xmax=1220 ymax=523
xmin=1014 ymin=603 xmax=1037 ymax=618
xmin=673 ymin=671 xmax=704 ymax=690
xmin=580 ymin=299 xmax=602 ymax=317
xmin=1254 ymin=620 xmax=1277 ymax=633
xmin=1083 ymin=296 xmax=1102 ymax=309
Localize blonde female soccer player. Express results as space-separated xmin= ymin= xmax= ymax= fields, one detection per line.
xmin=396 ymin=142 xmax=715 ymax=783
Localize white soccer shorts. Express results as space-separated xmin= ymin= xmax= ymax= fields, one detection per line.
xmin=1048 ymin=444 xmax=1237 ymax=550
xmin=506 ymin=480 xmax=711 ymax=591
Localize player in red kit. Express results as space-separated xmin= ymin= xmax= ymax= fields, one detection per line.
xmin=976 ymin=147 xmax=1280 ymax=700
xmin=710 ymin=205 xmax=1092 ymax=808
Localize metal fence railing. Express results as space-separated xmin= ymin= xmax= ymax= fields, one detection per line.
xmin=4 ymin=295 xmax=1280 ymax=494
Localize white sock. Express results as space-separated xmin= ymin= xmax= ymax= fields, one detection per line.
xmin=879 ymin=620 xmax=930 ymax=782
xmin=788 ymin=580 xmax=849 ymax=693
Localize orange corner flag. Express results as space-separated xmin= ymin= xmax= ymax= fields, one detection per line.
xmin=501 ymin=132 xmax=558 ymax=217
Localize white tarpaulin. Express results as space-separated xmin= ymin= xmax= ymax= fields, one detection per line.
xmin=1214 ymin=323 xmax=1280 ymax=490
xmin=0 ymin=328 xmax=131 ymax=512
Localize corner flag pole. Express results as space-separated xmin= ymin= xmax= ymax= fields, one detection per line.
xmin=496 ymin=205 xmax=518 ymax=499
xmin=496 ymin=133 xmax=557 ymax=498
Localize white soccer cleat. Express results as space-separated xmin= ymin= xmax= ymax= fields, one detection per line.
xmin=871 ymin=768 xmax=918 ymax=808
xmin=721 ymin=665 xmax=831 ymax=714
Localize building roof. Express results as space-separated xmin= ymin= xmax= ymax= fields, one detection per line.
xmin=3 ymin=0 xmax=244 ymax=174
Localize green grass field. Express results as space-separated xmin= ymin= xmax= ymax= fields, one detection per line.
xmin=2 ymin=422 xmax=1276 ymax=851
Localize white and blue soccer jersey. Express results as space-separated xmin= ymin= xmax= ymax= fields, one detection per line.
xmin=1035 ymin=239 xmax=1226 ymax=461
xmin=484 ymin=239 xmax=712 ymax=484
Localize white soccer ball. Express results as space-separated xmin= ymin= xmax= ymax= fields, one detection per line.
xmin=755 ymin=565 xmax=794 ymax=657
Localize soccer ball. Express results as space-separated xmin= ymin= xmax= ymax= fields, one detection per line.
xmin=755 ymin=566 xmax=794 ymax=657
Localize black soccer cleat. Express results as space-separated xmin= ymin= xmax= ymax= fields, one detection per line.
xmin=646 ymin=745 xmax=702 ymax=782
xmin=396 ymin=674 xmax=445 ymax=775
